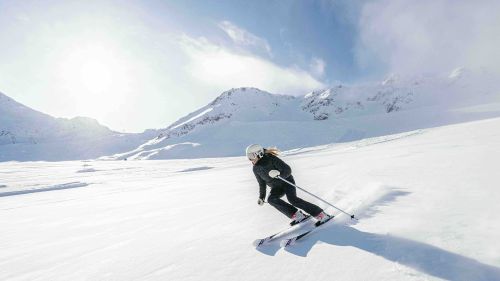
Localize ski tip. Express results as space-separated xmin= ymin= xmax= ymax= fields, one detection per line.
xmin=252 ymin=239 xmax=263 ymax=247
xmin=280 ymin=239 xmax=294 ymax=248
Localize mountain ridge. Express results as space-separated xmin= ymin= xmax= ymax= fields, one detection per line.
xmin=2 ymin=68 xmax=499 ymax=161
xmin=0 ymin=91 xmax=157 ymax=161
xmin=106 ymin=69 xmax=500 ymax=160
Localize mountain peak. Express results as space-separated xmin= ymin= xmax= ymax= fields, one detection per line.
xmin=0 ymin=91 xmax=19 ymax=105
xmin=209 ymin=87 xmax=272 ymax=106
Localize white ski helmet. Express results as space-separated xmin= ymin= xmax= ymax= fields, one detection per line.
xmin=246 ymin=144 xmax=264 ymax=161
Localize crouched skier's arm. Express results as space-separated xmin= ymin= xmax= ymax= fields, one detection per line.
xmin=254 ymin=169 xmax=267 ymax=205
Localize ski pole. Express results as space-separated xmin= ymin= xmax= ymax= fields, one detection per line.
xmin=277 ymin=176 xmax=358 ymax=220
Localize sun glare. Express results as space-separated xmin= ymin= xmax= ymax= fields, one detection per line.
xmin=56 ymin=42 xmax=131 ymax=119
xmin=59 ymin=45 xmax=117 ymax=95
xmin=80 ymin=59 xmax=112 ymax=94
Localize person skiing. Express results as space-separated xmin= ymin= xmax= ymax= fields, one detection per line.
xmin=246 ymin=144 xmax=332 ymax=226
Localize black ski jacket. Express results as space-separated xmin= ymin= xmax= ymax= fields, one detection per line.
xmin=253 ymin=154 xmax=294 ymax=200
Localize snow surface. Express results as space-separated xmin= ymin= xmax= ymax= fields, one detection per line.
xmin=1 ymin=117 xmax=500 ymax=280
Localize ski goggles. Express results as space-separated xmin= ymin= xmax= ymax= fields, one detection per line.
xmin=247 ymin=151 xmax=263 ymax=161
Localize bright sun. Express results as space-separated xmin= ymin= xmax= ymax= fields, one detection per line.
xmin=59 ymin=45 xmax=117 ymax=95
xmin=80 ymin=59 xmax=112 ymax=94
xmin=57 ymin=43 xmax=128 ymax=116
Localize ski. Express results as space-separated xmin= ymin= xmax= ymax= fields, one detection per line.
xmin=280 ymin=215 xmax=334 ymax=248
xmin=253 ymin=216 xmax=312 ymax=247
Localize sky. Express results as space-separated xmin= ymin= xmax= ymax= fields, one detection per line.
xmin=0 ymin=0 xmax=498 ymax=133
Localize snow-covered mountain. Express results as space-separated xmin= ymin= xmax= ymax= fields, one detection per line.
xmin=107 ymin=68 xmax=500 ymax=160
xmin=0 ymin=92 xmax=157 ymax=161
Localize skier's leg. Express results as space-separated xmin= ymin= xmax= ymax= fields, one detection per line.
xmin=267 ymin=187 xmax=298 ymax=218
xmin=283 ymin=183 xmax=323 ymax=217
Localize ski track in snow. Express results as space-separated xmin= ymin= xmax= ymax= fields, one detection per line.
xmin=0 ymin=182 xmax=89 ymax=197
xmin=1 ymin=118 xmax=500 ymax=280
xmin=177 ymin=166 xmax=214 ymax=173
xmin=76 ymin=168 xmax=99 ymax=173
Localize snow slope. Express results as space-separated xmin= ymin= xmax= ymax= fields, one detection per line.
xmin=0 ymin=91 xmax=157 ymax=161
xmin=109 ymin=68 xmax=500 ymax=160
xmin=1 ymin=117 xmax=499 ymax=281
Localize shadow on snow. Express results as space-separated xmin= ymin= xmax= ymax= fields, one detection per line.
xmin=257 ymin=187 xmax=500 ymax=281
xmin=282 ymin=225 xmax=500 ymax=281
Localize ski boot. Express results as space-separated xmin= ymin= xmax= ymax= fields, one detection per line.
xmin=290 ymin=210 xmax=309 ymax=226
xmin=314 ymin=211 xmax=333 ymax=226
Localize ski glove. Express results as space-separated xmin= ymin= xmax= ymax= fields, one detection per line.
xmin=268 ymin=170 xmax=280 ymax=178
xmin=258 ymin=198 xmax=265 ymax=206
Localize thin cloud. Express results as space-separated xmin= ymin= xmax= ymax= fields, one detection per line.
xmin=310 ymin=57 xmax=326 ymax=78
xmin=356 ymin=0 xmax=500 ymax=75
xmin=178 ymin=35 xmax=325 ymax=95
xmin=218 ymin=20 xmax=273 ymax=57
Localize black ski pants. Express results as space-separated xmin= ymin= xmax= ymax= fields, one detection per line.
xmin=267 ymin=180 xmax=323 ymax=218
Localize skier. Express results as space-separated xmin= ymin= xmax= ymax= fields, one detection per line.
xmin=246 ymin=144 xmax=332 ymax=226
